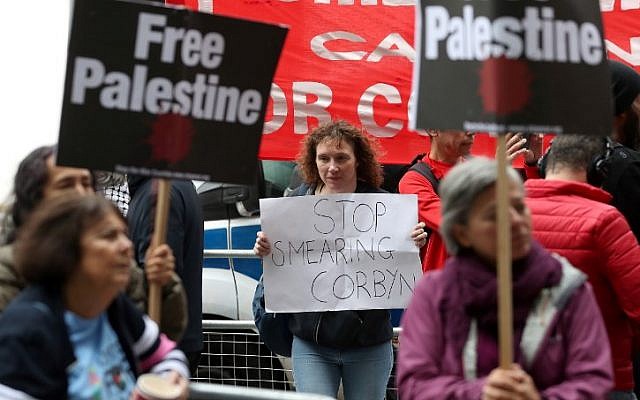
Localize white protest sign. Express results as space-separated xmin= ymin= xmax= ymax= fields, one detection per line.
xmin=260 ymin=193 xmax=421 ymax=312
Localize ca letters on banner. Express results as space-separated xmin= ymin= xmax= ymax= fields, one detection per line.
xmin=260 ymin=194 xmax=422 ymax=313
xmin=58 ymin=0 xmax=287 ymax=184
xmin=411 ymin=0 xmax=612 ymax=136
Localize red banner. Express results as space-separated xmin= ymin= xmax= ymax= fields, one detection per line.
xmin=601 ymin=1 xmax=640 ymax=66
xmin=178 ymin=0 xmax=640 ymax=164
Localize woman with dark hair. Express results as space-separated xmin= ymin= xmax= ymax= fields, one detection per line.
xmin=253 ymin=120 xmax=427 ymax=400
xmin=9 ymin=145 xmax=58 ymax=235
xmin=0 ymin=145 xmax=186 ymax=342
xmin=397 ymin=157 xmax=613 ymax=399
xmin=0 ymin=194 xmax=189 ymax=399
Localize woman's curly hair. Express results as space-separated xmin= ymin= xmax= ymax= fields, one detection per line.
xmin=296 ymin=120 xmax=383 ymax=188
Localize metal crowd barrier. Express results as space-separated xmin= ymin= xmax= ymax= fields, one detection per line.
xmin=203 ymin=249 xmax=256 ymax=259
xmin=194 ymin=320 xmax=293 ymax=390
xmin=189 ymin=382 xmax=335 ymax=400
xmin=199 ymin=249 xmax=401 ymax=398
xmin=193 ymin=320 xmax=402 ymax=399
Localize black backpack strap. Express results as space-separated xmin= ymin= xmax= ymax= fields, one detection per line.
xmin=409 ymin=152 xmax=427 ymax=165
xmin=409 ymin=161 xmax=440 ymax=194
xmin=406 ymin=160 xmax=440 ymax=240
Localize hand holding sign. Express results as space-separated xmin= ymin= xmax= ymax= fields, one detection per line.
xmin=143 ymin=243 xmax=175 ymax=287
xmin=411 ymin=221 xmax=428 ymax=248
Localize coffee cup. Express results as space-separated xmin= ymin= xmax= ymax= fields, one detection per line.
xmin=133 ymin=373 xmax=182 ymax=400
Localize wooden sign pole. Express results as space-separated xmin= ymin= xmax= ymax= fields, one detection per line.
xmin=496 ymin=134 xmax=513 ymax=368
xmin=148 ymin=178 xmax=171 ymax=324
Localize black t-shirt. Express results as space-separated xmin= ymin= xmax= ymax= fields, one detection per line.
xmin=602 ymin=145 xmax=640 ymax=242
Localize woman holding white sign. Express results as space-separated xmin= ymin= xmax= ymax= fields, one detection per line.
xmin=396 ymin=157 xmax=613 ymax=399
xmin=254 ymin=120 xmax=427 ymax=400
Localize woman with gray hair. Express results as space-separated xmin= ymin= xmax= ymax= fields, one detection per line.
xmin=397 ymin=157 xmax=613 ymax=399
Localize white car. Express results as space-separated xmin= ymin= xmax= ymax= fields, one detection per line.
xmin=196 ymin=161 xmax=296 ymax=390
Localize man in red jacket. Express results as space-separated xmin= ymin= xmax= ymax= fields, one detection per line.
xmin=525 ymin=134 xmax=640 ymax=398
xmin=399 ymin=130 xmax=530 ymax=272
xmin=398 ymin=130 xmax=474 ymax=272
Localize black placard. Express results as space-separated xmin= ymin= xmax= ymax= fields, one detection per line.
xmin=58 ymin=0 xmax=287 ymax=183
xmin=411 ymin=0 xmax=612 ymax=136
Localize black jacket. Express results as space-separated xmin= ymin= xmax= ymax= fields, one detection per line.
xmin=0 ymin=285 xmax=171 ymax=399
xmin=128 ymin=177 xmax=204 ymax=353
xmin=287 ymin=181 xmax=393 ymax=348
xmin=601 ymin=145 xmax=640 ymax=241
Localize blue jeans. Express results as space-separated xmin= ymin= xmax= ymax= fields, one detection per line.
xmin=609 ymin=391 xmax=638 ymax=400
xmin=291 ymin=336 xmax=393 ymax=400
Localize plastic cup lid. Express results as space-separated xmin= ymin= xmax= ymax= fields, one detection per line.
xmin=136 ymin=374 xmax=182 ymax=400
